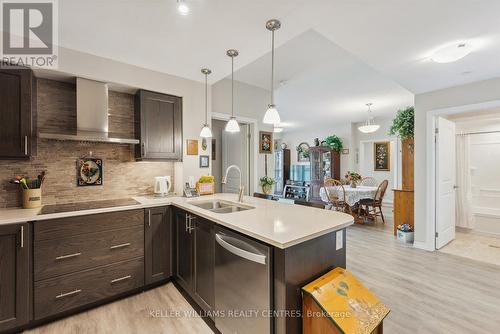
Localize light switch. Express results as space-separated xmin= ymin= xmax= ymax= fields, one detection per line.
xmin=336 ymin=230 xmax=343 ymax=250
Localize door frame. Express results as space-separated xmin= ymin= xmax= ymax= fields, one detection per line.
xmin=423 ymin=99 xmax=500 ymax=251
xmin=211 ymin=112 xmax=258 ymax=195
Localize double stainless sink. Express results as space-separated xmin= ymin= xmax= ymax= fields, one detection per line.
xmin=188 ymin=200 xmax=254 ymax=214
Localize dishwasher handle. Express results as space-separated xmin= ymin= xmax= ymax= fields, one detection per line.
xmin=215 ymin=233 xmax=266 ymax=265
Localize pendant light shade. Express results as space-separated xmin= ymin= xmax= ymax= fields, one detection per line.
xmin=199 ymin=68 xmax=213 ymax=138
xmin=264 ymin=104 xmax=280 ymax=125
xmin=225 ymin=117 xmax=240 ymax=133
xmin=263 ymin=19 xmax=281 ymax=125
xmin=225 ymin=49 xmax=240 ymax=133
xmin=358 ymin=103 xmax=380 ymax=134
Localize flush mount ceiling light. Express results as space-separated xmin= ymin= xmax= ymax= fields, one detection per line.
xmin=199 ymin=68 xmax=213 ymax=138
xmin=177 ymin=0 xmax=189 ymax=15
xmin=263 ymin=19 xmax=281 ymax=125
xmin=431 ymin=42 xmax=472 ymax=63
xmin=273 ymin=126 xmax=283 ymax=133
xmin=358 ymin=103 xmax=380 ymax=134
xmin=225 ymin=49 xmax=240 ymax=133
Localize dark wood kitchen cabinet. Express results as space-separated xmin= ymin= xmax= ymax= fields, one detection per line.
xmin=0 ymin=67 xmax=35 ymax=158
xmin=174 ymin=209 xmax=214 ymax=313
xmin=0 ymin=223 xmax=31 ymax=333
xmin=145 ymin=207 xmax=172 ymax=285
xmin=135 ymin=90 xmax=183 ymax=161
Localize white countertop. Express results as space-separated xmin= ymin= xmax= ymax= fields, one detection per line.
xmin=0 ymin=193 xmax=354 ymax=249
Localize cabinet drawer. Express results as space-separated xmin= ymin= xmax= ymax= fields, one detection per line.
xmin=34 ymin=225 xmax=144 ymax=281
xmin=35 ymin=209 xmax=144 ymax=241
xmin=34 ymin=257 xmax=144 ymax=320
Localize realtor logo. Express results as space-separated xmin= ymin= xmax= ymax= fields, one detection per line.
xmin=1 ymin=0 xmax=58 ymax=68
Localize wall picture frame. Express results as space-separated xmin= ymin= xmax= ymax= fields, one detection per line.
xmin=297 ymin=142 xmax=310 ymax=162
xmin=199 ymin=155 xmax=210 ymax=168
xmin=187 ymin=139 xmax=198 ymax=155
xmin=77 ymin=158 xmax=103 ymax=186
xmin=259 ymin=131 xmax=273 ymax=154
xmin=374 ymin=142 xmax=390 ymax=171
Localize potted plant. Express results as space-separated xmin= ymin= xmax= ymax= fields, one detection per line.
xmin=345 ymin=171 xmax=362 ymax=188
xmin=324 ymin=135 xmax=343 ymax=152
xmin=389 ymin=106 xmax=414 ymax=140
xmin=260 ymin=176 xmax=276 ymax=195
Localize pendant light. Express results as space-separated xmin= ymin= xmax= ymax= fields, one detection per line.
xmin=358 ymin=103 xmax=380 ymax=134
xmin=199 ymin=68 xmax=213 ymax=138
xmin=225 ymin=49 xmax=240 ymax=133
xmin=263 ymin=19 xmax=281 ymax=125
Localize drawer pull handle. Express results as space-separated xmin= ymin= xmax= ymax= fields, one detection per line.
xmin=56 ymin=252 xmax=82 ymax=260
xmin=110 ymin=243 xmax=131 ymax=250
xmin=111 ymin=275 xmax=132 ymax=284
xmin=56 ymin=289 xmax=82 ymax=299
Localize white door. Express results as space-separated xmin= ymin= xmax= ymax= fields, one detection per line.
xmin=222 ymin=123 xmax=249 ymax=194
xmin=435 ymin=117 xmax=456 ymax=249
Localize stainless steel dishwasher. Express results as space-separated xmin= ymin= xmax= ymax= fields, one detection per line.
xmin=214 ymin=226 xmax=272 ymax=334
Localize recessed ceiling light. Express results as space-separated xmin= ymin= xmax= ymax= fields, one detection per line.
xmin=431 ymin=42 xmax=472 ymax=63
xmin=177 ymin=0 xmax=189 ymax=15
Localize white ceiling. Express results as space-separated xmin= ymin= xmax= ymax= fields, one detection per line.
xmin=48 ymin=0 xmax=500 ymax=129
xmin=57 ymin=0 xmax=500 ymax=92
xmin=233 ymin=30 xmax=414 ymax=129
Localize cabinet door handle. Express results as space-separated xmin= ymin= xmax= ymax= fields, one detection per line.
xmin=110 ymin=243 xmax=131 ymax=250
xmin=56 ymin=289 xmax=82 ymax=299
xmin=56 ymin=252 xmax=82 ymax=260
xmin=20 ymin=225 xmax=24 ymax=248
xmin=111 ymin=275 xmax=132 ymax=284
xmin=141 ymin=142 xmax=146 ymax=156
xmin=148 ymin=210 xmax=151 ymax=227
xmin=185 ymin=214 xmax=189 ymax=232
xmin=24 ymin=136 xmax=28 ymax=155
xmin=188 ymin=216 xmax=196 ymax=233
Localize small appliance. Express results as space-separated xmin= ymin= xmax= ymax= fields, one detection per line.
xmin=154 ymin=176 xmax=171 ymax=197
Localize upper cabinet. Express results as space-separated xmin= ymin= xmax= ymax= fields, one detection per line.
xmin=0 ymin=67 xmax=35 ymax=159
xmin=135 ymin=90 xmax=182 ymax=161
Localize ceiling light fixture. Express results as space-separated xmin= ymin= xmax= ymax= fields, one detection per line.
xmin=263 ymin=19 xmax=281 ymax=125
xmin=177 ymin=0 xmax=189 ymax=15
xmin=225 ymin=49 xmax=240 ymax=133
xmin=358 ymin=103 xmax=380 ymax=134
xmin=199 ymin=68 xmax=212 ymax=138
xmin=431 ymin=42 xmax=472 ymax=63
xmin=273 ymin=126 xmax=283 ymax=133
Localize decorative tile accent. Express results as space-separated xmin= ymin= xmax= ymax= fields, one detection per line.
xmin=0 ymin=79 xmax=174 ymax=208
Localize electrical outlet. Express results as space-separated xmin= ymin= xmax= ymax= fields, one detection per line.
xmin=336 ymin=230 xmax=343 ymax=250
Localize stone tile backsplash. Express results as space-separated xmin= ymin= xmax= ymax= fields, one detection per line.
xmin=0 ymin=78 xmax=174 ymax=208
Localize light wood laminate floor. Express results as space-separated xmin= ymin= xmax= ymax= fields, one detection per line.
xmin=25 ymin=225 xmax=500 ymax=334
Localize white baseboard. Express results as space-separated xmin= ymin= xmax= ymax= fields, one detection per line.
xmin=413 ymin=240 xmax=435 ymax=251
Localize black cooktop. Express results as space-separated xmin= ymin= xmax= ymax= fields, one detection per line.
xmin=39 ymin=198 xmax=140 ymax=215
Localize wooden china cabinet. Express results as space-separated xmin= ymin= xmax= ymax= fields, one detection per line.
xmin=309 ymin=147 xmax=341 ymax=201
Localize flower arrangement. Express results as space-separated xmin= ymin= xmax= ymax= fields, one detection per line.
xmin=345 ymin=171 xmax=362 ymax=188
xmin=397 ymin=224 xmax=413 ymax=232
xmin=389 ymin=106 xmax=414 ymax=140
xmin=296 ymin=145 xmax=310 ymax=159
xmin=259 ymin=176 xmax=276 ymax=195
xmin=324 ymin=135 xmax=343 ymax=152
xmin=198 ymin=175 xmax=214 ymax=183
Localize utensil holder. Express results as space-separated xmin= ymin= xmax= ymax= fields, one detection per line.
xmin=22 ymin=188 xmax=42 ymax=209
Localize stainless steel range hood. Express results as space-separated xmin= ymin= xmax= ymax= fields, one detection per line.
xmin=39 ymin=78 xmax=139 ymax=144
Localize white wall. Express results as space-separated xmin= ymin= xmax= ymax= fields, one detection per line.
xmin=212 ymin=78 xmax=274 ymax=192
xmin=279 ymin=125 xmax=353 ymax=177
xmin=53 ymin=47 xmax=209 ymax=195
xmin=414 ymin=77 xmax=500 ymax=250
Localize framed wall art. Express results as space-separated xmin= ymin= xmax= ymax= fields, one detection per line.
xmin=374 ymin=142 xmax=390 ymax=171
xmin=259 ymin=131 xmax=273 ymax=154
xmin=199 ymin=155 xmax=210 ymax=168
xmin=77 ymin=158 xmax=103 ymax=186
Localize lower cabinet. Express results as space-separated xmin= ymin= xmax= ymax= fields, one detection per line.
xmin=0 ymin=223 xmax=31 ymax=333
xmin=145 ymin=207 xmax=172 ymax=284
xmin=174 ymin=209 xmax=214 ymax=313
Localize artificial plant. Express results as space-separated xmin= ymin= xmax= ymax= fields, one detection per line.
xmin=389 ymin=106 xmax=414 ymax=140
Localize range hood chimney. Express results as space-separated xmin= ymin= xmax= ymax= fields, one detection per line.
xmin=39 ymin=78 xmax=139 ymax=144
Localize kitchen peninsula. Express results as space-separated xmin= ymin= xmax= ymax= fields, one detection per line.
xmin=0 ymin=193 xmax=353 ymax=334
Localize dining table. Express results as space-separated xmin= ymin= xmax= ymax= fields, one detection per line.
xmin=320 ymin=185 xmax=378 ymax=207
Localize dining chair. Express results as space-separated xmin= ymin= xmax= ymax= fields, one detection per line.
xmin=323 ymin=178 xmax=349 ymax=213
xmin=358 ymin=180 xmax=389 ymax=223
xmin=360 ymin=177 xmax=378 ymax=187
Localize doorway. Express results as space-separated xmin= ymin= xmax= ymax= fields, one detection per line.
xmin=211 ymin=118 xmax=251 ymax=195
